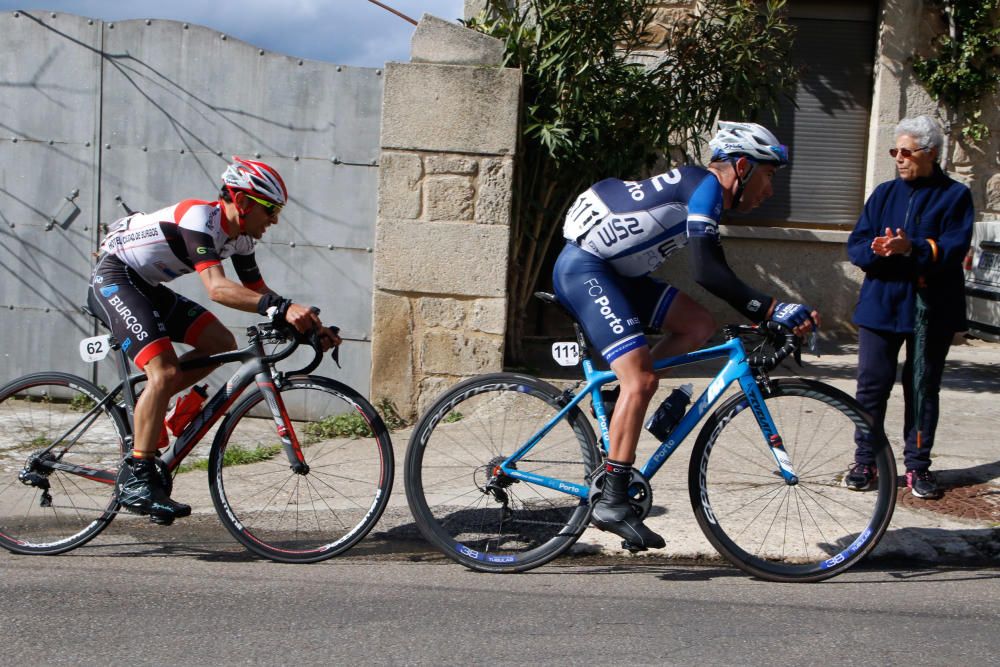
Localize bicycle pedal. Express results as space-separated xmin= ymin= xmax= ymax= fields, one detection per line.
xmin=118 ymin=504 xmax=147 ymax=517
xmin=621 ymin=540 xmax=648 ymax=554
xmin=149 ymin=515 xmax=175 ymax=526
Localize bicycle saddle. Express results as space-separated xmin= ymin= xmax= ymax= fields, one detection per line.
xmin=80 ymin=296 xmax=110 ymax=331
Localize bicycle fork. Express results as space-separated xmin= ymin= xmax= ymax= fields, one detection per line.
xmin=255 ymin=373 xmax=309 ymax=474
xmin=738 ymin=375 xmax=799 ymax=485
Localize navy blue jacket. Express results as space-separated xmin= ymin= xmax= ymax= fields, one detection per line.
xmin=847 ymin=164 xmax=974 ymax=333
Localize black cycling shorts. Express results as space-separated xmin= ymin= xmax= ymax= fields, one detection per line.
xmin=88 ymin=254 xmax=218 ymax=370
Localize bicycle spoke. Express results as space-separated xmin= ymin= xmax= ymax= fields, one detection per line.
xmin=0 ymin=375 xmax=124 ymax=554
xmin=210 ymin=378 xmax=392 ymax=562
xmin=691 ymin=380 xmax=895 ymax=581
xmin=405 ymin=374 xmax=599 ymax=572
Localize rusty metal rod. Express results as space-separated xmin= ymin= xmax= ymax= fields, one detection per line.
xmin=365 ymin=0 xmax=418 ymax=26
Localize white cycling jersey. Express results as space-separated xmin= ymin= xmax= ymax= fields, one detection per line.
xmin=101 ymin=200 xmax=259 ymax=287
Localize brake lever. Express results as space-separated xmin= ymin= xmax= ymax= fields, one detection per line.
xmin=808 ymin=330 xmax=820 ymax=357
xmin=328 ymin=326 xmax=341 ymax=368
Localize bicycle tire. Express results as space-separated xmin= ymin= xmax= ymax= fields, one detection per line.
xmin=208 ymin=375 xmax=393 ymax=563
xmin=405 ymin=373 xmax=601 ymax=573
xmin=0 ymin=372 xmax=127 ymax=555
xmin=688 ymin=378 xmax=896 ymax=582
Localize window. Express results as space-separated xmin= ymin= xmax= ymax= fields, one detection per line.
xmin=735 ymin=1 xmax=877 ymax=228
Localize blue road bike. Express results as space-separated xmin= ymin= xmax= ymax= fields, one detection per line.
xmin=404 ymin=293 xmax=896 ymax=582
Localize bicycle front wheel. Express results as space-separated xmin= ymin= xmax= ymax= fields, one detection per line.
xmin=405 ymin=373 xmax=601 ymax=573
xmin=689 ymin=378 xmax=896 ymax=582
xmin=0 ymin=373 xmax=127 ymax=555
xmin=208 ymin=376 xmax=393 ymax=563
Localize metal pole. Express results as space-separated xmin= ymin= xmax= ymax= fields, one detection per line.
xmin=365 ymin=0 xmax=418 ymax=26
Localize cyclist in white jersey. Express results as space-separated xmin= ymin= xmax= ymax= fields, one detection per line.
xmin=88 ymin=157 xmax=339 ymax=524
xmin=552 ymin=122 xmax=820 ymax=549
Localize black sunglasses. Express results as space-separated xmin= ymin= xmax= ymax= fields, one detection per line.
xmin=889 ymin=146 xmax=929 ymax=159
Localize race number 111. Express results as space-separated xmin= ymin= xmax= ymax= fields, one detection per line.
xmin=551 ymin=342 xmax=580 ymax=366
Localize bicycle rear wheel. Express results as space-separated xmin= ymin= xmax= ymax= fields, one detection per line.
xmin=0 ymin=373 xmax=127 ymax=555
xmin=689 ymin=378 xmax=896 ymax=582
xmin=405 ymin=373 xmax=601 ymax=573
xmin=208 ymin=376 xmax=393 ymax=563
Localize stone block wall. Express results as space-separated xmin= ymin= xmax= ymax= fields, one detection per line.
xmin=370 ymin=15 xmax=521 ymax=419
xmin=645 ymin=1 xmax=698 ymax=48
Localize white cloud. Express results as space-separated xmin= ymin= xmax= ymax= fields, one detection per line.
xmin=0 ymin=0 xmax=467 ymax=66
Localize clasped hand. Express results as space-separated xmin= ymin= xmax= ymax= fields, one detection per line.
xmin=871 ymin=227 xmax=912 ymax=257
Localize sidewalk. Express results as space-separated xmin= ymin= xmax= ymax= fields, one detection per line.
xmin=567 ymin=335 xmax=1000 ymax=565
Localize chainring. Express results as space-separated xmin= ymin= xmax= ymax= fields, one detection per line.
xmin=587 ymin=466 xmax=653 ymax=520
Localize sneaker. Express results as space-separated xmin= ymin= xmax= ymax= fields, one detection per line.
xmin=907 ymin=469 xmax=943 ymax=499
xmin=589 ymin=385 xmax=620 ymax=422
xmin=116 ymin=456 xmax=191 ymax=524
xmin=844 ymin=462 xmax=878 ymax=491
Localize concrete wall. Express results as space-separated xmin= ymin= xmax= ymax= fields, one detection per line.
xmin=369 ymin=15 xmax=520 ymax=419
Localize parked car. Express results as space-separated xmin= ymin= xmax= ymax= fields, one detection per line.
xmin=964 ymin=220 xmax=1000 ymax=342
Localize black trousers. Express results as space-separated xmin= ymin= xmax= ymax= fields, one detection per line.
xmin=853 ymin=325 xmax=954 ymax=472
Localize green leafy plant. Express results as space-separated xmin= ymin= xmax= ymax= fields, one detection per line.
xmin=69 ymin=385 xmax=107 ymax=412
xmin=177 ymin=443 xmax=282 ymax=474
xmin=443 ymin=411 xmax=464 ymax=423
xmin=303 ymin=413 xmax=374 ymax=440
xmin=913 ymin=1 xmax=1000 ymax=141
xmin=69 ymin=393 xmax=96 ymax=412
xmin=377 ymin=398 xmax=408 ymax=431
xmin=21 ymin=435 xmax=50 ymax=449
xmin=466 ymin=0 xmax=798 ymax=361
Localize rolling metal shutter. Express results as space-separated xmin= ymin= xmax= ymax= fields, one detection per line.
xmin=737 ymin=4 xmax=877 ymax=228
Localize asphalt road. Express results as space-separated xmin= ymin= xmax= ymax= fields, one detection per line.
xmin=2 ymin=519 xmax=999 ymax=666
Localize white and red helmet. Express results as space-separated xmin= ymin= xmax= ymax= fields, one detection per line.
xmin=221 ymin=157 xmax=288 ymax=205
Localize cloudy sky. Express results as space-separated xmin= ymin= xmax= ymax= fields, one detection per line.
xmin=0 ymin=1 xmax=467 ymax=67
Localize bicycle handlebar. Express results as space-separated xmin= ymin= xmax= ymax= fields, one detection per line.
xmin=253 ymin=307 xmax=341 ymax=376
xmin=724 ymin=321 xmax=802 ymax=372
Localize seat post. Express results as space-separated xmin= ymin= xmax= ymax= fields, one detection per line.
xmin=533 ymin=291 xmax=593 ymax=362
xmin=573 ymin=322 xmax=592 ymax=361
xmin=112 ymin=341 xmax=139 ymax=431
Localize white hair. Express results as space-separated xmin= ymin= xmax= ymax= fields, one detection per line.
xmin=894 ymin=115 xmax=944 ymax=158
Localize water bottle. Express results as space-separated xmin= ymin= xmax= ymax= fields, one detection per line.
xmin=156 ymin=426 xmax=170 ymax=450
xmin=644 ymin=383 xmax=693 ymax=441
xmin=165 ymin=384 xmax=209 ymax=436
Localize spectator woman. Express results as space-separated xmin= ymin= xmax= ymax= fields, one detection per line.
xmin=845 ymin=115 xmax=974 ymax=499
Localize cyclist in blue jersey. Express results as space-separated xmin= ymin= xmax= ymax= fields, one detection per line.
xmin=552 ymin=121 xmax=820 ymax=549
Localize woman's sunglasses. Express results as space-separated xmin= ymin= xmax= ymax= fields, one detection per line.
xmin=889 ymin=146 xmax=929 ymax=159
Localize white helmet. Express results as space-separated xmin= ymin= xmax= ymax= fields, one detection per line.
xmin=221 ymin=157 xmax=288 ymax=205
xmin=709 ymin=121 xmax=789 ymax=166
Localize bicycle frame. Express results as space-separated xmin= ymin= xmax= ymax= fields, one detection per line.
xmin=498 ymin=336 xmax=797 ymax=499
xmin=41 ymin=327 xmax=310 ymax=485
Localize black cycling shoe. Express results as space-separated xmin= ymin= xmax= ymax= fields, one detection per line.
xmin=590 ymin=462 xmax=665 ymax=551
xmin=116 ymin=456 xmax=191 ymax=525
xmin=591 ymin=499 xmax=666 ymax=551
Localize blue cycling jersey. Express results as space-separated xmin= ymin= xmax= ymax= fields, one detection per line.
xmin=554 ymin=165 xmax=774 ymax=363
xmin=564 ymin=166 xmax=722 ymax=277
